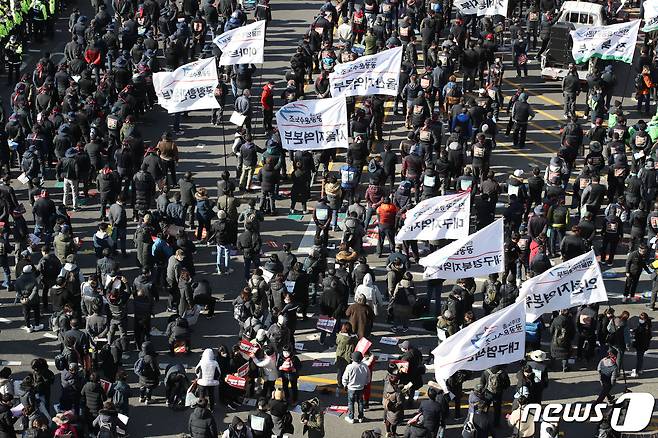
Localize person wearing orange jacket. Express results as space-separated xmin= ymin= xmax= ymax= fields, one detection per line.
xmin=376 ymin=196 xmax=398 ymax=257
xmin=260 ymin=80 xmax=275 ymax=133
xmin=637 ymin=65 xmax=654 ymax=115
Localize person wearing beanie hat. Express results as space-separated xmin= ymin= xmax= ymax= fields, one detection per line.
xmin=16 ymin=259 xmax=42 ymax=332
xmin=341 ymin=348 xmax=370 ymax=423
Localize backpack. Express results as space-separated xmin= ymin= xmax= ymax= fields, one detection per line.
xmin=445 ymin=84 xmax=462 ymax=105
xmin=233 ymin=301 xmax=249 ymax=322
xmin=635 ymin=74 xmax=645 ymax=91
xmin=484 ymin=282 xmax=498 ymax=305
xmin=96 ymin=417 xmax=118 ymax=438
xmin=21 ymin=151 xmax=36 ymax=174
xmin=486 ymin=369 xmax=504 ymax=394
xmin=54 ymin=352 xmax=68 ymax=371
xmin=133 ymin=357 xmax=145 ymax=377
xmin=554 ymin=325 xmax=569 ymax=346
xmin=462 ymin=412 xmax=478 ymax=438
xmin=50 ymin=311 xmax=62 ymax=333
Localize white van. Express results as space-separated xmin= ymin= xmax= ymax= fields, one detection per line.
xmin=556 ymin=1 xmax=607 ymax=28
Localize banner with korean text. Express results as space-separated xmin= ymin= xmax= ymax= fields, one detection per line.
xmin=477 ymin=0 xmax=508 ymax=16
xmin=275 ymin=97 xmax=349 ymax=151
xmin=329 ymin=46 xmax=403 ymax=98
xmin=395 ymin=191 xmax=470 ymax=243
xmin=571 ymin=20 xmax=640 ymax=64
xmin=213 ymin=20 xmax=266 ymax=65
xmin=433 ymin=301 xmax=526 ymax=381
xmin=517 ymin=250 xmax=607 ymax=322
xmin=644 ymin=0 xmax=658 ymax=32
xmin=152 ymin=57 xmax=221 ymax=114
xmin=420 ymin=218 xmax=504 ymax=280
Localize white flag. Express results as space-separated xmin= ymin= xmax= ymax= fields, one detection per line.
xmin=275 ymin=97 xmax=349 ymax=151
xmin=395 ymin=191 xmax=470 ymax=244
xmin=152 ymin=57 xmax=221 ymax=114
xmin=420 ymin=219 xmax=504 ymax=280
xmin=433 ymin=301 xmax=526 ymax=381
xmin=644 ymin=0 xmax=658 ymax=32
xmin=477 ymin=0 xmax=508 ymax=16
xmin=213 ymin=21 xmax=266 ymax=65
xmin=455 ymin=0 xmax=478 ymax=15
xmin=329 ymin=46 xmax=403 ymax=98
xmin=517 ymin=250 xmax=607 ymax=322
xmin=571 ymin=20 xmax=640 ymax=65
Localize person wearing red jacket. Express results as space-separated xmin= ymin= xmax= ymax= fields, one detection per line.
xmin=260 ymin=81 xmax=275 ymax=133
xmin=376 ymin=197 xmax=398 ymax=257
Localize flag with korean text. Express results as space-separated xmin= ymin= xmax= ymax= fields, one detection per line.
xmin=420 ymin=219 xmax=504 ymax=280
xmin=571 ymin=20 xmax=640 ymax=64
xmin=213 ymin=20 xmax=266 ymax=65
xmin=394 ymin=191 xmax=471 ymax=243
xmin=433 ymin=301 xmax=526 ymax=381
xmin=644 ymin=0 xmax=658 ymax=32
xmin=329 ymin=46 xmax=403 ymax=98
xmin=477 ymin=0 xmax=508 ymax=16
xmin=517 ymin=250 xmax=607 ymax=322
xmin=275 ymin=97 xmax=349 ymax=151
xmin=152 ymin=57 xmax=221 ymax=114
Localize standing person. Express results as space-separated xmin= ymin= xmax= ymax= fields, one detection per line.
xmin=136 ymin=340 xmax=160 ymax=405
xmin=188 ymin=397 xmax=218 ymax=438
xmin=562 ymin=64 xmax=581 ymax=118
xmin=108 ymin=196 xmax=128 ymax=257
xmin=341 ymin=351 xmax=370 ymax=424
xmin=277 ymin=346 xmax=301 ymax=403
xmin=624 ymin=243 xmax=651 ymax=302
xmin=260 ymin=81 xmax=275 ymax=133
xmin=195 ymin=349 xmax=221 ymax=410
xmin=550 ymin=309 xmax=575 ymax=372
xmin=376 ymin=196 xmax=398 ymax=257
xmin=16 ymin=266 xmax=43 ymax=332
xmin=511 ymin=94 xmax=535 ymax=149
xmin=335 ymin=323 xmax=357 ymax=390
xmin=345 ymin=294 xmax=375 ymax=339
xmin=156 ymin=131 xmax=179 ymax=188
xmin=179 ymin=172 xmax=198 ymax=230
xmin=479 ymin=365 xmax=510 ymax=427
xmin=595 ymin=348 xmax=619 ymax=403
xmin=636 ymin=65 xmax=654 ymax=115
xmin=630 ymin=312 xmax=652 ymax=378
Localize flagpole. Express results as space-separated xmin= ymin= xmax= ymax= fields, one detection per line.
xmin=222 ymin=120 xmax=228 ymax=170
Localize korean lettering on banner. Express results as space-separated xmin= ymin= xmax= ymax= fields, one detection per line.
xmin=236 ymin=362 xmax=250 ymax=378
xmin=239 ymin=339 xmax=258 ymax=357
xmin=456 ymin=0 xmax=478 ymax=14
xmin=524 ymin=262 xmax=600 ymax=311
xmin=466 ymin=317 xmax=524 ymax=362
xmin=153 ymin=57 xmax=220 ymax=113
xmin=276 ymin=97 xmax=350 ymax=151
xmin=435 ymin=254 xmax=503 ymax=274
xmin=477 ymin=0 xmax=507 ymax=15
xmin=329 ymin=46 xmax=403 ymax=98
xmin=355 ymin=337 xmax=372 ymax=354
xmin=316 ymin=316 xmax=337 ymax=333
xmin=226 ymin=374 xmax=246 ymax=389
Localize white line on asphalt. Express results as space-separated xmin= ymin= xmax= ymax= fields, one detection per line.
xmin=0 ymin=318 xmax=11 ymax=323
xmin=297 ymin=221 xmax=316 ymax=255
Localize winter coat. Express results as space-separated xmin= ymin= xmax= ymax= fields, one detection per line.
xmin=354 ymin=273 xmax=383 ymax=315
xmin=345 ymin=302 xmax=374 ymax=339
xmin=195 ymin=349 xmax=221 ymax=387
xmin=550 ymin=314 xmax=575 ymax=360
xmin=80 ymin=381 xmax=105 ymax=418
xmin=138 ymin=341 xmax=161 ymax=388
xmin=335 ymin=332 xmax=357 ymax=370
xmin=188 ymin=406 xmax=218 ymax=438
xmin=133 ymin=171 xmax=156 ymax=211
xmin=290 ymin=169 xmax=311 ymax=202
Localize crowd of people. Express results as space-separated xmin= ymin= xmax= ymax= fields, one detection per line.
xmin=0 ymin=0 xmax=656 ymax=434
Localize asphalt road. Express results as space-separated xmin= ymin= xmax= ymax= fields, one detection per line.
xmin=0 ymin=1 xmax=657 ymax=437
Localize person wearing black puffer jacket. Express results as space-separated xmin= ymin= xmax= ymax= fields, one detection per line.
xmin=80 ymin=372 xmax=106 ymax=433
xmin=137 ymin=341 xmax=160 ymax=405
xmin=259 ymin=160 xmax=279 ymax=215
xmin=188 ymin=397 xmax=218 ymax=438
xmin=96 ymin=165 xmax=120 ymax=221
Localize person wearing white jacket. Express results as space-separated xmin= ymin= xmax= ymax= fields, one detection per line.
xmin=253 ymin=347 xmax=279 ymax=398
xmin=354 ymin=273 xmax=384 ymax=316
xmin=195 ymin=348 xmax=221 ymax=410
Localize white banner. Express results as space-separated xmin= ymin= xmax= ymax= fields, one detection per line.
xmin=433 ymin=301 xmax=526 ymax=381
xmin=329 ymin=46 xmax=403 ymax=98
xmin=455 ymin=0 xmax=478 ymax=15
xmin=420 ymin=219 xmax=504 ymax=280
xmin=477 ymin=0 xmax=508 ymax=16
xmin=644 ymin=0 xmax=658 ymax=32
xmin=395 ymin=191 xmax=471 ymax=243
xmin=456 ymin=0 xmax=507 ymax=15
xmin=517 ymin=250 xmax=607 ymax=322
xmin=213 ymin=20 xmax=266 ymax=65
xmin=152 ymin=57 xmax=221 ymax=114
xmin=275 ymin=97 xmax=349 ymax=151
xmin=571 ymin=20 xmax=640 ymax=64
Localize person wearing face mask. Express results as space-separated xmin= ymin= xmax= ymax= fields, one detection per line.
xmin=630 ymin=312 xmax=652 ymax=378
xmin=222 ymin=416 xmax=254 ymax=438
xmin=277 ymin=346 xmax=301 ymax=403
